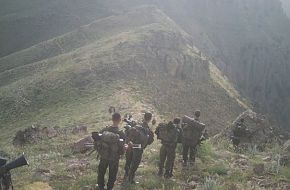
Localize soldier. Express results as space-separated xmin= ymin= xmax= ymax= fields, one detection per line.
xmin=124 ymin=112 xmax=154 ymax=184
xmin=182 ymin=110 xmax=205 ymax=166
xmin=155 ymin=118 xmax=182 ymax=178
xmin=232 ymin=118 xmax=249 ymax=148
xmin=96 ymin=113 xmax=127 ymax=190
xmin=0 ymin=157 xmax=12 ymax=190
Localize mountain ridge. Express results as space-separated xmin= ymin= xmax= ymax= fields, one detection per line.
xmin=0 ymin=6 xmax=246 ymax=135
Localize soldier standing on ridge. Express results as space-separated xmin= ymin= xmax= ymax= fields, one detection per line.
xmin=182 ymin=110 xmax=205 ymax=166
xmin=124 ymin=112 xmax=154 ymax=184
xmin=231 ymin=118 xmax=249 ymax=148
xmin=155 ymin=118 xmax=182 ymax=178
xmin=95 ymin=113 xmax=127 ymax=190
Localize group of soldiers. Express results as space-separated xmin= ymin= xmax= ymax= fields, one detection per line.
xmin=93 ymin=110 xmax=207 ymax=190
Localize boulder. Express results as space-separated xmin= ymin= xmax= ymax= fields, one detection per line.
xmin=72 ymin=125 xmax=88 ymax=134
xmin=71 ymin=136 xmax=94 ymax=154
xmin=42 ymin=127 xmax=58 ymax=138
xmin=13 ymin=126 xmax=42 ymax=146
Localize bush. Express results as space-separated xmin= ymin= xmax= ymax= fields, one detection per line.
xmin=206 ymin=164 xmax=228 ymax=175
xmin=200 ymin=177 xmax=221 ymax=190
xmin=197 ymin=140 xmax=216 ymax=161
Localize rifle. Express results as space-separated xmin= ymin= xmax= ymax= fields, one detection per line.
xmin=0 ymin=154 xmax=29 ymax=176
xmin=84 ymin=143 xmax=98 ymax=157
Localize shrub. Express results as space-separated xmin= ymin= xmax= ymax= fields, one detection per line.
xmin=197 ymin=140 xmax=216 ymax=161
xmin=206 ymin=164 xmax=228 ymax=176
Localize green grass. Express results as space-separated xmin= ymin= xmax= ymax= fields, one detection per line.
xmin=205 ymin=164 xmax=228 ymax=176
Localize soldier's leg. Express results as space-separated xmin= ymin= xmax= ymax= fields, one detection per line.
xmin=158 ymin=145 xmax=167 ymax=176
xmin=124 ymin=148 xmax=133 ymax=178
xmin=107 ymin=160 xmax=119 ymax=190
xmin=97 ymin=159 xmax=109 ymax=190
xmin=169 ymin=147 xmax=177 ymax=177
xmin=128 ymin=149 xmax=143 ymax=183
xmin=182 ymin=144 xmax=189 ymax=165
xmin=165 ymin=146 xmax=176 ymax=178
xmin=189 ymin=146 xmax=197 ymax=162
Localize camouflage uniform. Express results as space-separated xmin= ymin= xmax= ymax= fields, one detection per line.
xmin=97 ymin=126 xmax=125 ymax=190
xmin=182 ymin=112 xmax=203 ymax=165
xmin=232 ymin=119 xmax=248 ymax=147
xmin=124 ymin=121 xmax=154 ymax=183
xmin=155 ymin=123 xmax=181 ymax=178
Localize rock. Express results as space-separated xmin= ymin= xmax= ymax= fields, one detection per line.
xmin=72 ymin=125 xmax=88 ymax=134
xmin=283 ymin=140 xmax=290 ymax=152
xmin=13 ymin=126 xmax=61 ymax=146
xmin=262 ymin=156 xmax=271 ymax=162
xmin=13 ymin=126 xmax=42 ymax=146
xmin=71 ymin=136 xmax=93 ymax=154
xmin=33 ymin=169 xmax=56 ymax=181
xmin=42 ymin=127 xmax=58 ymax=138
xmin=253 ymin=163 xmax=265 ymax=176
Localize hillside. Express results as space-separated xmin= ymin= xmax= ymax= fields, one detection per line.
xmin=105 ymin=0 xmax=290 ymax=130
xmin=1 ymin=0 xmax=290 ymax=130
xmin=0 ymin=6 xmax=246 ymax=138
xmin=0 ymin=0 xmax=111 ymax=57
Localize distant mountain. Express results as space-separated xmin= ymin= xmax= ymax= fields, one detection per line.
xmin=0 ymin=6 xmax=246 ymax=135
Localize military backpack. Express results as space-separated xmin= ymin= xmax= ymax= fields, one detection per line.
xmin=97 ymin=131 xmax=122 ymax=160
xmin=157 ymin=123 xmax=179 ymax=143
xmin=127 ymin=125 xmax=149 ymax=149
xmin=182 ymin=115 xmax=205 ymax=145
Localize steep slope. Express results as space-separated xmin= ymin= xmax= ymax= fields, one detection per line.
xmin=2 ymin=0 xmax=290 ymax=130
xmin=0 ymin=0 xmax=111 ymax=57
xmin=102 ymin=0 xmax=290 ymax=129
xmin=0 ymin=6 xmax=246 ymax=136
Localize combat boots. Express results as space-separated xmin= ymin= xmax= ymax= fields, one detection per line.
xmin=128 ymin=173 xmax=137 ymax=184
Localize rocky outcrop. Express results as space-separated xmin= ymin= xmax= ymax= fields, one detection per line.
xmin=220 ymin=110 xmax=285 ymax=149
xmin=13 ymin=125 xmax=88 ymax=146
xmin=71 ymin=136 xmax=94 ymax=154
